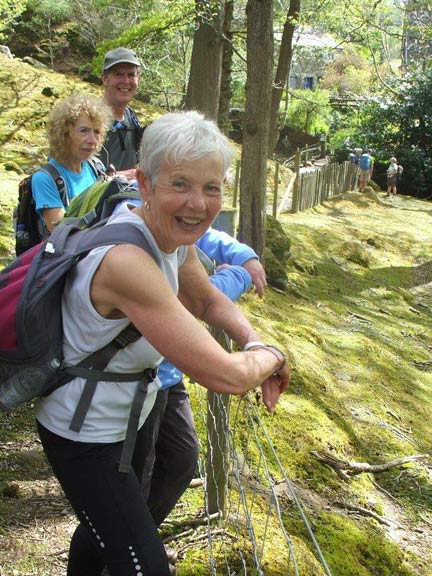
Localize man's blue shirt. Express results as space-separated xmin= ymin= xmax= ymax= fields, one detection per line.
xmin=158 ymin=227 xmax=258 ymax=389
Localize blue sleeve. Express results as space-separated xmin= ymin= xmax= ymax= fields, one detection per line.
xmin=210 ymin=265 xmax=252 ymax=301
xmin=196 ymin=228 xmax=259 ymax=267
xmin=32 ymin=170 xmax=64 ymax=212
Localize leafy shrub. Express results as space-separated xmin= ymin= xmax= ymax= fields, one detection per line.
xmin=285 ymin=88 xmax=332 ymax=136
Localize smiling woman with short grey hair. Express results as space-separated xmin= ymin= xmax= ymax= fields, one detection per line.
xmin=35 ymin=110 xmax=290 ymax=576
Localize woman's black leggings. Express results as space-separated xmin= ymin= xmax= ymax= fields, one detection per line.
xmin=37 ymin=421 xmax=171 ymax=576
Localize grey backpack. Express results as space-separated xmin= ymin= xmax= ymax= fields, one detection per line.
xmin=0 ymin=219 xmax=160 ymax=472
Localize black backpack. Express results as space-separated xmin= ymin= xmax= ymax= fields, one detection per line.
xmin=0 ymin=220 xmax=161 ymax=472
xmin=15 ymin=163 xmax=66 ymax=256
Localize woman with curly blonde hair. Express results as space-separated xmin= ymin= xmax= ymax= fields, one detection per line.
xmin=32 ymin=92 xmax=111 ymax=233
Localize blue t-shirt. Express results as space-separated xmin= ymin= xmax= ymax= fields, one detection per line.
xmin=32 ymin=159 xmax=97 ymax=219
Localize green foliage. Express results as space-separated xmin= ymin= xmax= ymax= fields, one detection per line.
xmin=321 ymin=47 xmax=373 ymax=96
xmin=328 ymin=126 xmax=361 ymax=160
xmin=403 ymin=0 xmax=432 ymax=72
xmin=29 ymin=0 xmax=71 ymax=20
xmin=4 ymin=0 xmax=74 ymax=69
xmin=285 ymin=88 xmax=332 ymax=135
xmin=0 ymin=0 xmax=28 ymax=40
xmin=89 ymin=0 xmax=195 ymax=107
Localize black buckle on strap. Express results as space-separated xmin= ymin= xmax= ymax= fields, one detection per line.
xmin=113 ymin=325 xmax=141 ymax=348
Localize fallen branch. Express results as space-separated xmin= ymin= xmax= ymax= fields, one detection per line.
xmin=334 ymin=501 xmax=397 ymax=527
xmin=165 ymin=511 xmax=221 ymax=529
xmin=418 ymin=513 xmax=432 ymax=527
xmin=184 ymin=528 xmax=230 ymax=545
xmin=163 ymin=528 xmax=194 ymax=544
xmin=347 ymin=309 xmax=373 ymax=323
xmin=378 ymin=308 xmax=392 ymax=316
xmin=371 ymin=479 xmax=400 ymax=504
xmin=311 ymin=450 xmax=430 ymax=480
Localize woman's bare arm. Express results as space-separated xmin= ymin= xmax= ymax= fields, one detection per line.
xmin=89 ymin=243 xmax=289 ymax=407
xmin=42 ymin=207 xmax=66 ymax=232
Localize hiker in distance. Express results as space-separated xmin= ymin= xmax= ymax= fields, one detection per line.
xmin=35 ymin=110 xmax=290 ymax=576
xmin=98 ymin=47 xmax=144 ymax=179
xmin=386 ymin=156 xmax=403 ymax=197
xmin=358 ymin=148 xmax=374 ymax=191
xmin=32 ymin=93 xmax=111 ymax=233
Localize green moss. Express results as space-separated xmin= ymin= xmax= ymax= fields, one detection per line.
xmin=304 ymin=513 xmax=417 ymax=576
xmin=264 ymin=247 xmax=289 ymax=290
xmin=266 ymin=214 xmax=291 ymax=263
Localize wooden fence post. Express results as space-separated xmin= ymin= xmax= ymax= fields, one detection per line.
xmin=206 ymin=330 xmax=231 ymax=516
xmin=291 ymin=149 xmax=301 ymax=213
xmin=205 ymin=212 xmax=235 ymax=516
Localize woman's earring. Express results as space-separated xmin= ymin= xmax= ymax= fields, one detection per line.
xmin=144 ymin=201 xmax=150 ymax=211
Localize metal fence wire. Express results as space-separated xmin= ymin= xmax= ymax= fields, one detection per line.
xmin=171 ymin=382 xmax=334 ymax=576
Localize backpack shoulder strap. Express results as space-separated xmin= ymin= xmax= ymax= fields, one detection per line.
xmin=127 ymin=106 xmax=145 ymax=153
xmin=78 ymin=221 xmax=161 ymax=264
xmin=48 ymin=220 xmax=160 ymax=266
xmin=66 ymin=324 xmax=153 ymax=434
xmin=38 ymin=163 xmax=68 ymax=206
xmin=87 ymin=158 xmax=106 ymax=179
xmin=127 ymin=106 xmax=141 ymax=128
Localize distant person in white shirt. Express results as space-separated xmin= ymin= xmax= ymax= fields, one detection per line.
xmin=386 ymin=157 xmax=403 ymax=197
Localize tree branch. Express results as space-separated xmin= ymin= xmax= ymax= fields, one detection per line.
xmin=311 ymin=450 xmax=430 ymax=480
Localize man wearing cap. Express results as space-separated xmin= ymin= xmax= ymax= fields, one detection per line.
xmin=98 ymin=47 xmax=144 ymax=179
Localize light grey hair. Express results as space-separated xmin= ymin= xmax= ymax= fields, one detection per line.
xmin=139 ymin=110 xmax=233 ymax=186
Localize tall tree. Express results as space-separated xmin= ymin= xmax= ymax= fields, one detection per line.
xmin=218 ymin=0 xmax=234 ymax=133
xmin=268 ymin=0 xmax=300 ymax=156
xmin=401 ymin=0 xmax=432 ymax=71
xmin=238 ymin=0 xmax=274 ymax=258
xmin=185 ymin=0 xmax=226 ymax=120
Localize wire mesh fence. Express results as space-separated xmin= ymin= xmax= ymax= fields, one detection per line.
xmin=169 ymin=381 xmax=334 ymax=576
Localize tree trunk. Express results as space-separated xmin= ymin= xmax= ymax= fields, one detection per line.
xmin=268 ymin=0 xmax=301 ymax=156
xmin=218 ymin=0 xmax=234 ymax=134
xmin=184 ymin=0 xmax=225 ymax=121
xmin=238 ymin=0 xmax=274 ymax=259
